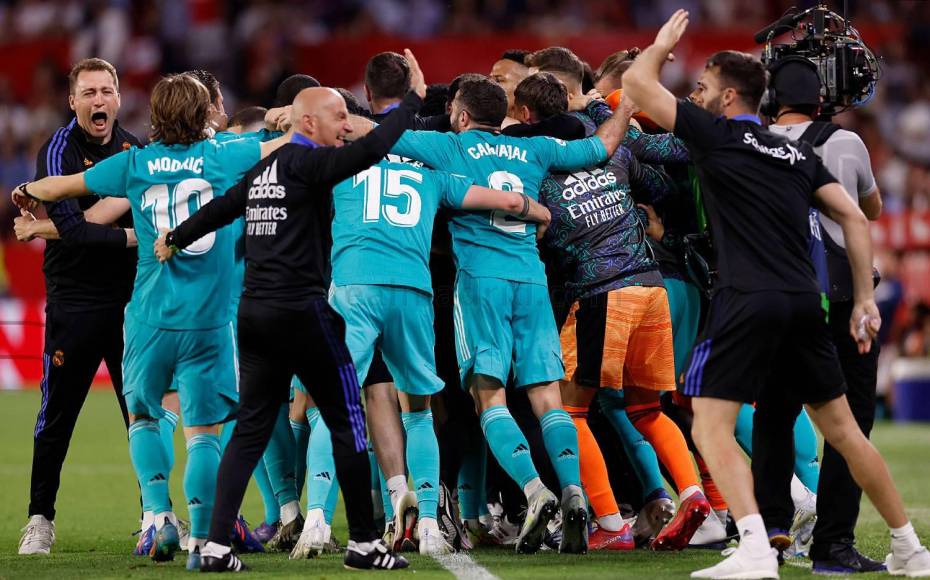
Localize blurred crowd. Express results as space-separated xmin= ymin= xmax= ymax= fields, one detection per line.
xmin=0 ymin=0 xmax=929 ymax=368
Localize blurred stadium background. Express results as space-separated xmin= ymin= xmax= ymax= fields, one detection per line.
xmin=0 ymin=0 xmax=927 ymax=420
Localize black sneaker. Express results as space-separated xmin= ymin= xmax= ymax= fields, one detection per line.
xmin=437 ymin=481 xmax=466 ymax=551
xmin=200 ymin=550 xmax=248 ymax=573
xmin=344 ymin=539 xmax=409 ymax=571
xmin=812 ymin=542 xmax=887 ymax=575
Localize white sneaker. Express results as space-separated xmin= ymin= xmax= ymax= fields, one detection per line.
xmin=785 ymin=500 xmax=815 ymax=559
xmin=886 ymin=546 xmax=930 ymax=577
xmin=177 ymin=518 xmax=191 ymax=552
xmin=419 ymin=524 xmax=453 ymax=555
xmin=290 ymin=517 xmax=330 ymax=559
xmin=690 ymin=512 xmax=729 ymax=547
xmin=691 ymin=547 xmax=780 ymax=579
xmin=19 ymin=515 xmax=55 ymax=555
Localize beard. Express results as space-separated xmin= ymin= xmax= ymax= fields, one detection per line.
xmin=704 ymin=94 xmax=725 ymax=117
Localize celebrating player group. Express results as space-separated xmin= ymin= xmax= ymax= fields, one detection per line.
xmin=12 ymin=9 xmax=930 ymax=579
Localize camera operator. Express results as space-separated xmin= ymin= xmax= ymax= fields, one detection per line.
xmin=624 ymin=10 xmax=929 ymax=579
xmin=764 ymin=58 xmax=885 ymax=574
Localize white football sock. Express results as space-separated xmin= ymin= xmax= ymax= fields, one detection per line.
xmin=522 ymin=477 xmax=546 ymax=500
xmin=598 ymin=512 xmax=624 ymax=532
xmin=386 ymin=475 xmax=409 ymax=514
xmin=736 ymin=514 xmax=770 ymax=557
xmin=679 ymin=485 xmax=701 ymax=502
xmin=891 ymin=522 xmax=921 ymax=558
xmin=280 ymin=500 xmax=300 ymax=526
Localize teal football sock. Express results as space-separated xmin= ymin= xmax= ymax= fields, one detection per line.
xmin=306 ymin=407 xmax=339 ymax=524
xmin=129 ymin=419 xmax=171 ymax=515
xmin=264 ymin=404 xmax=298 ymax=507
xmin=793 ymin=409 xmax=820 ymax=490
xmin=291 ymin=419 xmax=310 ymax=497
xmin=457 ymin=440 xmax=487 ymax=520
xmin=479 ymin=406 xmax=539 ymax=490
xmin=401 ymin=410 xmax=440 ymax=520
xmin=598 ymin=390 xmax=666 ymax=499
xmin=184 ymin=433 xmax=221 ymax=539
xmin=253 ymin=457 xmax=280 ymax=524
xmin=158 ymin=409 xmax=179 ymax=473
xmin=735 ymin=404 xmax=755 ymax=455
xmin=539 ymin=409 xmax=582 ymax=490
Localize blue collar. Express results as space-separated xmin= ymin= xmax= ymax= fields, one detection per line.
xmin=290 ymin=133 xmax=320 ymax=148
xmin=379 ymin=102 xmax=400 ymax=114
xmin=732 ymin=114 xmax=762 ymax=125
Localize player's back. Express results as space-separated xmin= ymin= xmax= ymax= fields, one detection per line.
xmin=120 ymin=138 xmax=260 ymax=330
xmin=331 ymin=155 xmax=468 ymax=295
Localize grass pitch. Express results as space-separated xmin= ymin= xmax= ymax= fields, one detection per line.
xmin=1 ymin=389 xmax=929 ymax=579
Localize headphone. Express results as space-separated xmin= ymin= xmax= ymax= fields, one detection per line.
xmin=761 ymin=56 xmax=820 ymax=119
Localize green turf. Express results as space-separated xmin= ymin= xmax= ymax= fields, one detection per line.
xmin=1 ymin=390 xmax=928 ymax=579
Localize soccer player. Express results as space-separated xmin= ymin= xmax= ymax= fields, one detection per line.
xmin=387 ymin=75 xmax=632 ymax=554
xmin=13 ymin=73 xmax=288 ymax=569
xmin=152 ymin=50 xmax=431 ymax=573
xmin=625 ymin=10 xmax=930 ymax=578
xmin=489 ymin=49 xmax=530 ymax=125
xmin=303 ymin=148 xmax=551 ymax=557
xmin=227 ymin=106 xmax=269 ymax=134
xmin=16 ymin=57 xmax=141 ymax=557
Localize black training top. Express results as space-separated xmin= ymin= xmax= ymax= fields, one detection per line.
xmin=36 ymin=118 xmax=140 ymax=310
xmin=171 ymin=91 xmax=423 ymax=310
xmin=673 ymin=100 xmax=837 ymax=294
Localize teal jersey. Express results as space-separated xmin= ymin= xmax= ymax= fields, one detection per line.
xmin=84 ymin=138 xmax=261 ymax=330
xmin=214 ymin=128 xmax=282 ymax=143
xmin=392 ymin=129 xmax=607 ymax=284
xmin=331 ymin=156 xmax=473 ymax=294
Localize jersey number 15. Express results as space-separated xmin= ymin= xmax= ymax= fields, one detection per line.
xmin=356 ymin=166 xmax=423 ymax=228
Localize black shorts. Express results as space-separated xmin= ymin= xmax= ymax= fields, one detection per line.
xmin=362 ymin=349 xmax=394 ymax=387
xmin=680 ymin=288 xmax=846 ymax=404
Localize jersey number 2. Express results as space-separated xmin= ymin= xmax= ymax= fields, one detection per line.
xmin=142 ymin=178 xmax=215 ymax=254
xmin=488 ymin=171 xmax=526 ymax=234
xmin=356 ymin=166 xmax=422 ymax=227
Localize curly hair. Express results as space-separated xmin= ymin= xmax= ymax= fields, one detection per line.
xmin=150 ymin=74 xmax=210 ymax=145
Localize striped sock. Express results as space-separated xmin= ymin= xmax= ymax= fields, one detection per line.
xmin=479 ymin=406 xmax=539 ymax=490
xmin=540 ymin=409 xmax=582 ymax=490
xmin=158 ymin=409 xmax=179 ymax=473
xmin=129 ymin=419 xmax=171 ymax=515
xmin=184 ymin=433 xmax=221 ymax=540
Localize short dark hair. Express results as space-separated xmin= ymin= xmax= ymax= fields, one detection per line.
xmin=526 ymin=47 xmax=585 ymax=85
xmin=275 ymin=74 xmax=320 ymax=107
xmin=514 ymin=73 xmax=567 ymax=120
xmin=335 ymin=87 xmax=369 ymax=116
xmin=447 ymin=73 xmax=486 ymax=109
xmin=228 ymin=106 xmax=267 ymax=130
xmin=455 ymin=78 xmax=508 ymax=127
xmin=69 ymin=58 xmax=119 ymax=94
xmin=705 ymin=50 xmax=768 ymax=112
xmin=422 ymin=83 xmax=450 ymax=117
xmin=150 ymin=74 xmax=210 ymax=145
xmin=365 ymin=52 xmax=410 ymax=101
xmin=184 ymin=69 xmax=221 ymax=106
xmin=582 ymin=61 xmax=595 ymax=94
xmin=501 ymin=49 xmax=530 ymax=65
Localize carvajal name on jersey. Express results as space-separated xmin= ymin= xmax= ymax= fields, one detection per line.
xmin=466 ymin=142 xmax=528 ymax=163
xmin=147 ymin=156 xmax=204 ymax=175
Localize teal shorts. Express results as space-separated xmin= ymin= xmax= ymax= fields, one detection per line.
xmin=453 ymin=272 xmax=563 ymax=388
xmin=329 ymin=284 xmax=444 ymax=396
xmin=664 ymin=277 xmax=702 ymax=381
xmin=123 ymin=316 xmax=238 ymax=427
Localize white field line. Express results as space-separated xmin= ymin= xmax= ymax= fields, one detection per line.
xmin=432 ymin=552 xmax=501 ymax=580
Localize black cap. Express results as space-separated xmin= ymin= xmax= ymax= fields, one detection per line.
xmin=771 ymin=59 xmax=822 ymax=107
xmin=275 ymin=74 xmax=321 ymax=107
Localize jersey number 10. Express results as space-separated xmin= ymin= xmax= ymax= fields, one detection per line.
xmin=142 ymin=178 xmax=215 ymax=254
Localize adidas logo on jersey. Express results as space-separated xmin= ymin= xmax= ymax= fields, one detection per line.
xmin=561 ymin=168 xmax=617 ymax=200
xmin=512 ymin=443 xmax=529 ymax=457
xmin=248 ymin=160 xmax=285 ymax=200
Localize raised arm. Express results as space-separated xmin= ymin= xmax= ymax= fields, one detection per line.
xmin=622 ymin=9 xmax=690 ymax=132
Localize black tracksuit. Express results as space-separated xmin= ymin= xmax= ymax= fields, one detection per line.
xmin=29 ymin=119 xmax=140 ymax=521
xmin=170 ymin=91 xmax=424 ymax=545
